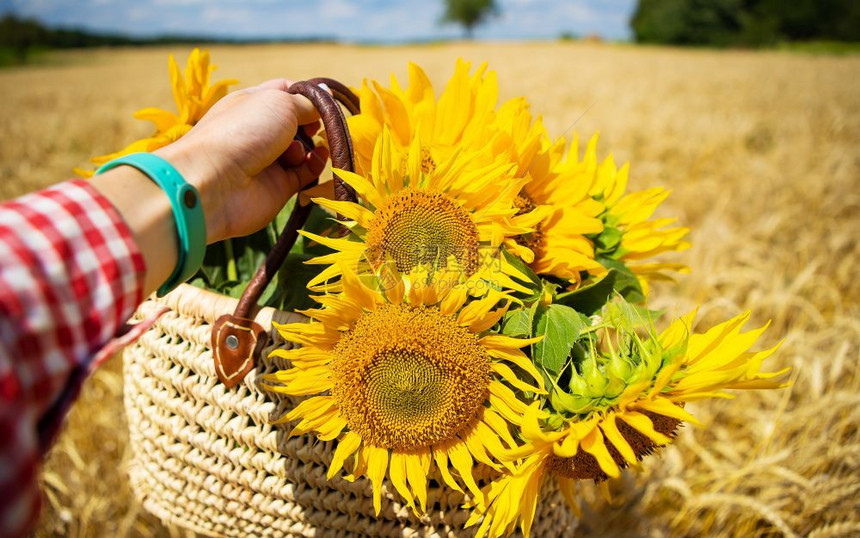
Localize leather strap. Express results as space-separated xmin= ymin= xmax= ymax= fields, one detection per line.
xmin=307 ymin=77 xmax=360 ymax=115
xmin=211 ymin=79 xmax=359 ymax=388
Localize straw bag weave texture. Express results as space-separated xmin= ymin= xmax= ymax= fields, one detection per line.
xmin=123 ymin=284 xmax=579 ymax=537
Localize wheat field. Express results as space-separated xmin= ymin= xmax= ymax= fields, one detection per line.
xmin=0 ymin=42 xmax=857 ymax=537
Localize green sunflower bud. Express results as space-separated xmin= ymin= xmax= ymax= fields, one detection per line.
xmin=546 ymin=298 xmax=676 ymax=420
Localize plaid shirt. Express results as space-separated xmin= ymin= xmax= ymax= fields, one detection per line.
xmin=0 ymin=180 xmax=145 ymax=537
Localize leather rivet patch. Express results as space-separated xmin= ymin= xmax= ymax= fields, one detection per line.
xmin=211 ymin=314 xmax=266 ymax=388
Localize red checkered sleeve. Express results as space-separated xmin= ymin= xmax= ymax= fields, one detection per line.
xmin=0 ymin=179 xmax=146 ymax=538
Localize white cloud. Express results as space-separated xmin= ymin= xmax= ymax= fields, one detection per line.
xmin=560 ymin=3 xmax=598 ymax=22
xmin=318 ymin=0 xmax=358 ymax=19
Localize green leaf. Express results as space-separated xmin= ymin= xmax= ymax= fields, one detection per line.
xmin=604 ymin=298 xmax=664 ymax=332
xmin=186 ymin=276 xmax=208 ymax=290
xmin=233 ymin=233 xmax=269 ymax=281
xmin=269 ymin=253 xmax=321 ymax=311
xmin=501 ymin=308 xmax=531 ymax=337
xmin=594 ymin=224 xmax=623 ymax=256
xmin=187 ymin=194 xmax=338 ymax=309
xmin=196 ymin=241 xmax=235 ymax=291
xmin=196 ymin=227 xmax=271 ymax=291
xmin=221 ymin=280 xmax=249 ymax=299
xmin=273 ymin=195 xmax=297 ymax=234
xmin=598 ymin=257 xmax=646 ymax=304
xmin=501 ymin=248 xmax=543 ymax=304
xmin=555 ymin=270 xmax=617 ymax=315
xmin=532 ymin=303 xmax=585 ymax=374
xmin=529 ymin=301 xmax=546 ymax=334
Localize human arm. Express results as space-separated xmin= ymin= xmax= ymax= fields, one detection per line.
xmin=0 ymin=78 xmax=328 ymax=537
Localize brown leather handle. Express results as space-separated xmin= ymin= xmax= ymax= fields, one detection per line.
xmin=307 ymin=77 xmax=360 ymax=116
xmin=211 ymin=78 xmax=359 ymax=388
xmin=289 ymin=80 xmax=358 ymax=204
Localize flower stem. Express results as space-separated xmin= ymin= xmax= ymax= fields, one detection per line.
xmin=224 ymin=239 xmax=238 ymax=281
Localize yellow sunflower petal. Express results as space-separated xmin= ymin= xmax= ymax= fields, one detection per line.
xmin=580 ymin=427 xmax=620 ymax=478
xmin=481 ymin=408 xmax=518 ymax=449
xmin=617 ymin=411 xmax=671 ymax=445
xmin=439 ymin=284 xmax=468 ymax=316
xmin=473 ymin=420 xmax=516 ymax=472
xmin=282 ymin=395 xmax=335 ymax=423
xmin=405 ymin=451 xmax=430 ymax=513
xmin=599 ymin=413 xmax=637 ymax=465
xmin=488 ymin=382 xmax=530 ymax=424
xmin=634 ymin=397 xmax=701 ymax=426
xmin=366 ymin=445 xmax=390 ymax=515
xmin=463 ymin=424 xmax=502 ymax=472
xmin=373 ymin=81 xmax=412 ymax=146
xmin=290 ymin=405 xmax=340 ymax=436
xmin=388 ymin=452 xmax=417 ymax=513
xmin=557 ymin=477 xmax=580 ymax=517
xmin=313 ymin=197 xmax=376 ymax=228
xmin=339 ymin=265 xmax=379 ymax=312
xmin=330 ymin=168 xmax=385 ymax=208
xmin=491 ymin=362 xmax=544 ymax=394
xmin=133 ymin=107 xmax=179 ymax=132
xmin=328 ymin=431 xmax=362 ymax=480
xmin=433 ymin=446 xmax=465 ymax=494
xmin=383 ymin=273 xmax=406 ymax=304
xmin=300 ymin=230 xmax=368 ymax=253
xmin=445 ymin=440 xmax=483 ymax=501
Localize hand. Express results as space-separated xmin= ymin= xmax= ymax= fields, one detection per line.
xmin=92 ymin=78 xmax=330 ymax=295
xmin=155 ymin=78 xmax=329 ymax=244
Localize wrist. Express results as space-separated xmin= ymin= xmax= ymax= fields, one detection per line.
xmin=90 ymin=166 xmax=178 ymax=296
xmin=154 ymin=140 xmax=226 ymax=244
xmin=94 ymin=152 xmax=207 ymax=297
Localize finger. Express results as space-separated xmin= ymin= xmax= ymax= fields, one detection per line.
xmin=305 ymin=146 xmax=329 ymax=183
xmin=302 ymin=121 xmax=321 ymax=137
xmin=245 ymin=78 xmax=319 ymax=125
xmin=256 ymin=78 xmax=297 ymax=91
xmin=278 ymin=140 xmax=306 ymax=168
xmin=275 ymin=145 xmax=330 ymax=198
xmin=290 ymin=146 xmax=329 ymax=193
xmin=287 ymin=93 xmax=320 ymax=125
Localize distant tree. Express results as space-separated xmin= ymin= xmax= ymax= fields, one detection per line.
xmin=0 ymin=14 xmax=48 ymax=62
xmin=631 ymin=0 xmax=748 ymax=46
xmin=0 ymin=12 xmax=249 ymax=65
xmin=631 ymin=0 xmax=860 ymax=47
xmin=441 ymin=0 xmax=499 ymax=39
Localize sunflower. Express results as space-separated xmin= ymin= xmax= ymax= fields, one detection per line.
xmin=262 ymin=267 xmax=546 ymax=514
xmin=344 ymin=60 xmax=610 ymax=287
xmin=76 ymin=48 xmax=237 ymax=176
xmin=587 ymin=142 xmax=691 ymax=290
xmin=498 ymin=110 xmax=608 ymax=285
xmin=466 ymin=306 xmax=790 ymax=537
xmin=348 ymin=59 xmax=500 ymax=177
xmin=302 ymin=127 xmax=534 ymax=295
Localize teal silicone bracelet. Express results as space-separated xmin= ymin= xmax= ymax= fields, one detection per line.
xmin=95 ymin=152 xmax=206 ymax=297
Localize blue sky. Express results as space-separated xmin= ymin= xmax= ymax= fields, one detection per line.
xmin=0 ymin=0 xmax=637 ymax=42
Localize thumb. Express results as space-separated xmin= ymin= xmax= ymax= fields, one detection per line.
xmin=249 ymin=78 xmax=320 ymax=126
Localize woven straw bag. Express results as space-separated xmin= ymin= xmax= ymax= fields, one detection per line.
xmin=122 ymin=79 xmax=579 ymax=537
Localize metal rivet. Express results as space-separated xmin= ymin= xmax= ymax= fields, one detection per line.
xmin=226 ymin=334 xmax=239 ymax=350
xmin=184 ymin=190 xmax=197 ymax=208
